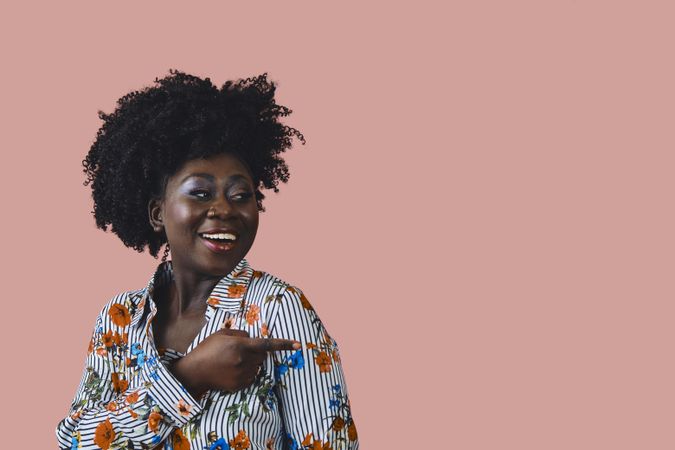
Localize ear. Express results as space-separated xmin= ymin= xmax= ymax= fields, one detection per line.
xmin=148 ymin=197 xmax=164 ymax=233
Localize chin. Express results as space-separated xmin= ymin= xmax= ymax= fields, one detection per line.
xmin=201 ymin=250 xmax=249 ymax=274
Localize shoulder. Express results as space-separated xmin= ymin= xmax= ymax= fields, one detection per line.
xmin=248 ymin=269 xmax=314 ymax=310
xmin=246 ymin=270 xmax=320 ymax=334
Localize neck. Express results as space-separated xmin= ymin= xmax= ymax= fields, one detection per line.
xmin=162 ymin=260 xmax=234 ymax=317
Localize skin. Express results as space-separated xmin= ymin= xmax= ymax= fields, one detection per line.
xmin=147 ymin=153 xmax=300 ymax=399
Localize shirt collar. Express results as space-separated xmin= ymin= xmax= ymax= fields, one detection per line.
xmin=131 ymin=258 xmax=254 ymax=326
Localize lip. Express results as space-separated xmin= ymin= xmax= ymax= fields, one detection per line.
xmin=198 ymin=228 xmax=239 ymax=237
xmin=198 ymin=228 xmax=239 ymax=254
xmin=199 ymin=235 xmax=236 ymax=253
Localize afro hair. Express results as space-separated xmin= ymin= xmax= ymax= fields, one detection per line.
xmin=83 ymin=70 xmax=305 ymax=257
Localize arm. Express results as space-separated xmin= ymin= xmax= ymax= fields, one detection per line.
xmin=270 ymin=286 xmax=359 ymax=450
xmin=56 ymin=303 xmax=203 ymax=450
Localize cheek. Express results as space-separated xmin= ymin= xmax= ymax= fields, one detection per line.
xmin=248 ymin=213 xmax=260 ymax=233
xmin=165 ymin=202 xmax=202 ymax=235
xmin=244 ymin=208 xmax=260 ymax=234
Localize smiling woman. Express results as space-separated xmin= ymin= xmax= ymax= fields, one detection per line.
xmin=56 ymin=71 xmax=358 ymax=450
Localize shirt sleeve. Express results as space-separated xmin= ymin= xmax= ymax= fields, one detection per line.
xmin=55 ymin=302 xmax=203 ymax=450
xmin=269 ymin=286 xmax=359 ymax=450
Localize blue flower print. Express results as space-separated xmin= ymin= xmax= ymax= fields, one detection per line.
xmin=275 ymin=363 xmax=289 ymax=381
xmin=131 ymin=343 xmax=145 ymax=367
xmin=275 ymin=350 xmax=305 ymax=382
xmin=208 ymin=437 xmax=229 ymax=450
xmin=288 ymin=350 xmax=304 ymax=369
xmin=286 ymin=433 xmax=299 ymax=450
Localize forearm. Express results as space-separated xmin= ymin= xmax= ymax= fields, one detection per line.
xmin=168 ymin=357 xmax=207 ymax=400
xmin=56 ymin=387 xmax=174 ymax=450
xmin=58 ymin=356 xmax=204 ymax=449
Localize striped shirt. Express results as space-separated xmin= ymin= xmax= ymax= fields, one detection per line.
xmin=56 ymin=258 xmax=358 ymax=450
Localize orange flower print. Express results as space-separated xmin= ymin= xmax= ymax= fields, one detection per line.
xmin=253 ymin=270 xmax=263 ymax=279
xmin=261 ymin=322 xmax=269 ymax=337
xmin=228 ymin=284 xmax=246 ymax=298
xmin=96 ymin=347 xmax=108 ymax=357
xmin=147 ymin=411 xmax=162 ymax=432
xmin=118 ymin=379 xmax=128 ymax=393
xmin=332 ymin=416 xmax=345 ymax=432
xmin=221 ymin=316 xmax=235 ymax=329
xmin=111 ymin=373 xmax=128 ymax=393
xmin=125 ymin=391 xmax=139 ymax=404
xmin=173 ymin=427 xmax=191 ymax=450
xmin=347 ymin=421 xmax=358 ymax=441
xmin=301 ymin=434 xmax=331 ymax=450
xmin=102 ymin=330 xmax=114 ymax=348
xmin=314 ymin=351 xmax=332 ymax=373
xmin=207 ymin=297 xmax=220 ymax=306
xmin=312 ymin=440 xmax=331 ymax=450
xmin=128 ymin=408 xmax=138 ymax=419
xmin=94 ymin=418 xmax=115 ymax=450
xmin=246 ymin=304 xmax=260 ymax=325
xmin=106 ymin=401 xmax=117 ymax=412
xmin=287 ymin=287 xmax=313 ymax=310
xmin=108 ymin=303 xmax=131 ymax=327
xmin=229 ymin=430 xmax=251 ymax=450
xmin=87 ymin=336 xmax=95 ymax=354
xmin=113 ymin=332 xmax=128 ymax=346
xmin=232 ymin=269 xmax=246 ymax=278
xmin=306 ymin=342 xmax=317 ymax=350
xmin=265 ymin=437 xmax=274 ymax=450
xmin=176 ymin=399 xmax=191 ymax=417
xmin=299 ymin=292 xmax=313 ymax=311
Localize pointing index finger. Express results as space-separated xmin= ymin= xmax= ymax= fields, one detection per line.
xmin=246 ymin=338 xmax=301 ymax=353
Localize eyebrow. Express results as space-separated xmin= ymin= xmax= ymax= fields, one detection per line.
xmin=180 ymin=173 xmax=251 ymax=184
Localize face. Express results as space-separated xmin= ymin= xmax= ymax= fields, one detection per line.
xmin=149 ymin=153 xmax=259 ymax=278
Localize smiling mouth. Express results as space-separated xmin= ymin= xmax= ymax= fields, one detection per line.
xmin=198 ymin=232 xmax=239 ymax=253
xmin=199 ymin=232 xmax=238 ymax=242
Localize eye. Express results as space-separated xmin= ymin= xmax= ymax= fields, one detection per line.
xmin=230 ymin=191 xmax=253 ymax=202
xmin=190 ymin=190 xmax=211 ymax=200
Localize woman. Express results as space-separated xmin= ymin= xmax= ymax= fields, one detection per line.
xmin=56 ymin=71 xmax=358 ymax=450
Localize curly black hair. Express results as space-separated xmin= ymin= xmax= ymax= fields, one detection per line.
xmin=83 ymin=70 xmax=305 ymax=257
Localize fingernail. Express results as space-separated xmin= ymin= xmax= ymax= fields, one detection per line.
xmin=292 ymin=342 xmax=301 ymax=350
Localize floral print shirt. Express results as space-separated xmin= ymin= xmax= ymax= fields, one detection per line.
xmin=56 ymin=259 xmax=358 ymax=450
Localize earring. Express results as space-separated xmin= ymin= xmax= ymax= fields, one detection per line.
xmin=161 ymin=243 xmax=170 ymax=263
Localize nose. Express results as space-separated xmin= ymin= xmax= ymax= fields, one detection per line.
xmin=207 ymin=196 xmax=234 ymax=219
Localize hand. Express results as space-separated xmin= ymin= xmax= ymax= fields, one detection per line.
xmin=170 ymin=328 xmax=300 ymax=398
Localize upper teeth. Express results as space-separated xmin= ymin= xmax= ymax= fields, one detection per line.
xmin=202 ymin=233 xmax=237 ymax=240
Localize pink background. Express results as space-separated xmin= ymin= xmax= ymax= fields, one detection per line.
xmin=1 ymin=1 xmax=673 ymax=448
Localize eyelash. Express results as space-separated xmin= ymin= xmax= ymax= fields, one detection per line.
xmin=191 ymin=190 xmax=211 ymax=200
xmin=190 ymin=190 xmax=252 ymax=201
xmin=231 ymin=192 xmax=253 ymax=202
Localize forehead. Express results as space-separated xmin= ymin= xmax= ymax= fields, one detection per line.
xmin=171 ymin=153 xmax=253 ymax=184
